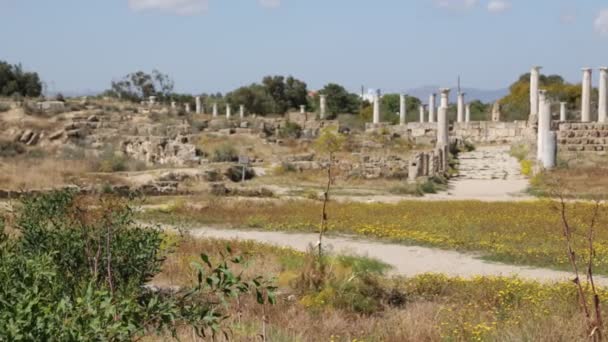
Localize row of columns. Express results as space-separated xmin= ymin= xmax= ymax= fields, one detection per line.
xmin=530 ymin=66 xmax=608 ymax=123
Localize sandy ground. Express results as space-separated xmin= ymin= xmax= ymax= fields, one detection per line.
xmin=187 ymin=226 xmax=608 ymax=285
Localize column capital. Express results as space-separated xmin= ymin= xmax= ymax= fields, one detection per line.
xmin=582 ymin=67 xmax=592 ymax=72
xmin=458 ymin=92 xmax=466 ymax=96
xmin=531 ymin=66 xmax=542 ymax=72
xmin=599 ymin=67 xmax=608 ymax=72
xmin=439 ymin=88 xmax=451 ymax=94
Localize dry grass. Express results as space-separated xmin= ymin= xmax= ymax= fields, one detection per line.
xmin=147 ymin=235 xmax=605 ymax=341
xmin=0 ymin=158 xmax=90 ymax=190
xmin=531 ymin=166 xmax=608 ymax=199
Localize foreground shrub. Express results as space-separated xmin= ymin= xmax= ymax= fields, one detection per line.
xmin=212 ymin=144 xmax=238 ymax=162
xmin=0 ymin=191 xmax=275 ymax=340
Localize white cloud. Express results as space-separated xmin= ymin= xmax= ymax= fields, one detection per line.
xmin=128 ymin=0 xmax=208 ymax=15
xmin=487 ymin=0 xmax=511 ymax=13
xmin=595 ymin=9 xmax=608 ymax=36
xmin=433 ymin=0 xmax=477 ymax=10
xmin=259 ymin=0 xmax=281 ymax=9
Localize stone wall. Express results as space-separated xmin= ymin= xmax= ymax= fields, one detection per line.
xmin=452 ymin=121 xmax=531 ymax=144
xmin=557 ymin=123 xmax=608 ymax=153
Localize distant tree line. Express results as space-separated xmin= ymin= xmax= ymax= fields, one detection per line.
xmin=0 ymin=61 xmax=42 ymax=97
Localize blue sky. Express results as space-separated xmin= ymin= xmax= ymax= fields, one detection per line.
xmin=1 ymin=0 xmax=608 ymax=95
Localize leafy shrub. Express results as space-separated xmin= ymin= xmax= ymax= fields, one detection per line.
xmin=510 ymin=143 xmax=529 ymax=161
xmin=225 ymin=165 xmax=255 ymax=182
xmin=0 ymin=140 xmax=25 ymax=157
xmin=0 ymin=191 xmax=275 ymax=340
xmin=520 ymin=159 xmax=533 ymax=176
xmin=212 ymin=144 xmax=238 ymax=163
xmin=0 ymin=103 xmax=10 ymax=113
xmin=278 ymin=121 xmax=302 ymax=139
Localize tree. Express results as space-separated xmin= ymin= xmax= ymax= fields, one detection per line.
xmin=226 ymin=84 xmax=274 ymax=115
xmin=284 ymin=76 xmax=309 ymax=110
xmin=316 ymin=83 xmax=360 ymax=118
xmin=109 ymin=70 xmax=174 ymax=102
xmin=262 ymin=75 xmax=288 ymax=113
xmin=0 ymin=61 xmax=42 ymax=97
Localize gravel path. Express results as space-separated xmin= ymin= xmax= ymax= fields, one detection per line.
xmin=187 ymin=226 xmax=608 ymax=285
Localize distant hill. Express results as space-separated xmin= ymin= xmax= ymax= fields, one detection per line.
xmin=406 ymin=86 xmax=508 ymax=105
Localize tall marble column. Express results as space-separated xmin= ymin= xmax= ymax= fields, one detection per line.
xmin=300 ymin=105 xmax=306 ymax=114
xmin=419 ymin=105 xmax=425 ymax=123
xmin=439 ymin=88 xmax=450 ymax=108
xmin=465 ymin=104 xmax=471 ymax=122
xmin=399 ymin=94 xmax=407 ymax=126
xmin=457 ymin=92 xmax=465 ymax=123
xmin=560 ymin=102 xmax=567 ymax=121
xmin=537 ymin=90 xmax=549 ymax=161
xmin=195 ymin=96 xmax=201 ymax=114
xmin=239 ymin=105 xmax=245 ymax=119
xmin=428 ymin=94 xmax=436 ymax=123
xmin=581 ymin=68 xmax=592 ymax=122
xmin=530 ymin=66 xmax=542 ymax=122
xmin=437 ymin=106 xmax=449 ymax=147
xmin=319 ymin=95 xmax=327 ymax=119
xmin=212 ymin=103 xmax=218 ymax=117
xmin=599 ymin=67 xmax=608 ymax=123
xmin=373 ymin=95 xmax=380 ymax=124
xmin=226 ymin=104 xmax=232 ymax=119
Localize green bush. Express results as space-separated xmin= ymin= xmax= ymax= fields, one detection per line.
xmin=0 ymin=191 xmax=275 ymax=340
xmin=0 ymin=140 xmax=25 ymax=157
xmin=0 ymin=103 xmax=10 ymax=113
xmin=278 ymin=121 xmax=302 ymax=139
xmin=212 ymin=144 xmax=238 ymax=162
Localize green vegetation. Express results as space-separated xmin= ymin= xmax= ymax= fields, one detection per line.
xmin=0 ymin=191 xmax=274 ymax=340
xmin=0 ymin=103 xmax=10 ymax=113
xmin=0 ymin=61 xmax=42 ymax=97
xmin=211 ymin=143 xmax=239 ymax=162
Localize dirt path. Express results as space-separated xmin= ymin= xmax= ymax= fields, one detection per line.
xmin=186 ymin=226 xmax=608 ymax=285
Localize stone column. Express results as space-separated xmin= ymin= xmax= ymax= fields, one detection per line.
xmin=212 ymin=103 xmax=218 ymax=117
xmin=399 ymin=94 xmax=407 ymax=126
xmin=437 ymin=106 xmax=449 ymax=148
xmin=530 ymin=66 xmax=542 ymax=122
xmin=170 ymin=101 xmax=176 ymax=109
xmin=195 ymin=96 xmax=201 ymax=114
xmin=581 ymin=67 xmax=592 ymax=122
xmin=319 ymin=95 xmax=327 ymax=119
xmin=537 ymin=90 xmax=550 ymax=161
xmin=542 ymin=132 xmax=557 ymax=169
xmin=465 ymin=103 xmax=471 ymax=122
xmin=560 ymin=102 xmax=567 ymax=121
xmin=599 ymin=67 xmax=608 ymax=123
xmin=185 ymin=103 xmax=191 ymax=113
xmin=457 ymin=92 xmax=465 ymax=122
xmin=428 ymin=94 xmax=436 ymax=123
xmin=300 ymin=105 xmax=306 ymax=114
xmin=419 ymin=105 xmax=425 ymax=123
xmin=373 ymin=95 xmax=381 ymax=124
xmin=239 ymin=105 xmax=245 ymax=119
xmin=226 ymin=104 xmax=232 ymax=119
xmin=149 ymin=96 xmax=156 ymax=106
xmin=439 ymin=88 xmax=450 ymax=108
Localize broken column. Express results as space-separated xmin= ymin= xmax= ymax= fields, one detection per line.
xmin=373 ymin=95 xmax=380 ymax=124
xmin=149 ymin=96 xmax=156 ymax=106
xmin=465 ymin=103 xmax=471 ymax=122
xmin=599 ymin=67 xmax=608 ymax=123
xmin=560 ymin=102 xmax=567 ymax=121
xmin=529 ymin=66 xmax=542 ymax=123
xmin=419 ymin=105 xmax=425 ymax=123
xmin=170 ymin=101 xmax=176 ymax=109
xmin=195 ymin=96 xmax=201 ymax=114
xmin=319 ymin=95 xmax=327 ymax=119
xmin=300 ymin=105 xmax=306 ymax=114
xmin=439 ymin=88 xmax=450 ymax=109
xmin=239 ymin=105 xmax=245 ymax=119
xmin=581 ymin=67 xmax=592 ymax=122
xmin=542 ymin=132 xmax=557 ymax=169
xmin=399 ymin=93 xmax=406 ymax=126
xmin=536 ymin=90 xmax=550 ymax=162
xmin=457 ymin=92 xmax=465 ymax=122
xmin=226 ymin=104 xmax=232 ymax=119
xmin=185 ymin=103 xmax=191 ymax=113
xmin=428 ymin=94 xmax=436 ymax=123
xmin=212 ymin=103 xmax=218 ymax=117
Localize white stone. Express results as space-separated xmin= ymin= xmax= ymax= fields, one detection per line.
xmin=149 ymin=96 xmax=156 ymax=106
xmin=373 ymin=95 xmax=380 ymax=124
xmin=437 ymin=106 xmax=449 ymax=147
xmin=457 ymin=92 xmax=465 ymax=122
xmin=212 ymin=103 xmax=218 ymax=117
xmin=560 ymin=102 xmax=567 ymax=121
xmin=419 ymin=105 xmax=425 ymax=123
xmin=428 ymin=94 xmax=436 ymax=123
xmin=226 ymin=104 xmax=232 ymax=119
xmin=581 ymin=67 xmax=592 ymax=122
xmin=399 ymin=94 xmax=406 ymax=126
xmin=195 ymin=96 xmax=201 ymax=114
xmin=599 ymin=67 xmax=608 ymax=123
xmin=465 ymin=103 xmax=471 ymax=122
xmin=542 ymin=132 xmax=557 ymax=169
xmin=537 ymin=90 xmax=550 ymax=162
xmin=185 ymin=103 xmax=190 ymax=113
xmin=319 ymin=95 xmax=327 ymax=119
xmin=239 ymin=105 xmax=245 ymax=119
xmin=300 ymin=105 xmax=305 ymax=114
xmin=530 ymin=66 xmax=542 ymax=120
xmin=439 ymin=88 xmax=450 ymax=108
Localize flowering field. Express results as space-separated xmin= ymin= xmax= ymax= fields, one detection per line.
xmin=144 ymin=199 xmax=608 ymax=274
